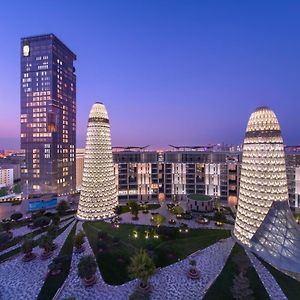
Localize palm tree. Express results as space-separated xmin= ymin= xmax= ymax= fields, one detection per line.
xmin=128 ymin=200 xmax=140 ymax=220
xmin=78 ymin=255 xmax=97 ymax=286
xmin=128 ymin=249 xmax=156 ymax=291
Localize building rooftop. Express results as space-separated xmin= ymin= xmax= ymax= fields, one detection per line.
xmin=188 ymin=194 xmax=212 ymax=201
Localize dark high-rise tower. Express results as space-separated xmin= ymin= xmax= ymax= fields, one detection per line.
xmin=20 ymin=34 xmax=76 ymax=196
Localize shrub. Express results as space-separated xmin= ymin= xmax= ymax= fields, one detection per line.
xmin=52 ymin=214 xmax=60 ymax=226
xmin=10 ymin=212 xmax=23 ymax=221
xmin=74 ymin=230 xmax=85 ymax=249
xmin=57 ymin=200 xmax=69 ymax=215
xmin=34 ymin=216 xmax=51 ymax=228
xmin=78 ymin=255 xmax=97 ymax=280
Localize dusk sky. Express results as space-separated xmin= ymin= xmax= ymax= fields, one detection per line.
xmin=1 ymin=1 xmax=300 ymax=149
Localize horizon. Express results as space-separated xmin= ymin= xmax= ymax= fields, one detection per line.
xmin=1 ymin=1 xmax=300 ymax=149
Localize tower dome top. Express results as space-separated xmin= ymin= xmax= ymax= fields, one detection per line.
xmin=89 ymin=102 xmax=108 ymax=119
xmin=246 ymin=106 xmax=281 ymax=133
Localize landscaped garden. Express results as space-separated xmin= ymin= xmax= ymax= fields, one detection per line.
xmin=203 ymin=244 xmax=270 ymax=300
xmin=83 ymin=221 xmax=230 ymax=285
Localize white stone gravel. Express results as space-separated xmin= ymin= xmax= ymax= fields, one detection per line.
xmin=0 ymin=217 xmax=75 ymax=257
xmin=58 ymin=222 xmax=234 ymax=300
xmin=246 ymin=250 xmax=287 ymax=300
xmin=0 ymin=220 xmax=76 ymax=300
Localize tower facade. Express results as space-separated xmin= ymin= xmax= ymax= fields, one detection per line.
xmin=77 ymin=102 xmax=118 ymax=220
xmin=20 ymin=34 xmax=76 ymax=196
xmin=234 ymin=107 xmax=289 ymax=245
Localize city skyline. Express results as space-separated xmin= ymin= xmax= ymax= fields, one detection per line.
xmin=1 ymin=1 xmax=300 ymax=149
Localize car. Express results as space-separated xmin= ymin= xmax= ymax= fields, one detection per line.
xmin=182 ymin=213 xmax=193 ymax=220
xmin=196 ymin=217 xmax=209 ymax=224
xmin=168 ymin=219 xmax=176 ymax=225
xmin=175 ymin=214 xmax=183 ymax=219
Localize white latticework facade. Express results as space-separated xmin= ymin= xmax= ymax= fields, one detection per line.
xmin=234 ymin=107 xmax=289 ymax=245
xmin=76 ymin=102 xmax=118 ymax=220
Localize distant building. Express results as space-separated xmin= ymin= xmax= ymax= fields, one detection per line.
xmin=77 ymin=103 xmax=118 ymax=220
xmin=20 ymin=34 xmax=76 ymax=196
xmin=76 ymin=149 xmax=85 ymax=190
xmin=0 ymin=167 xmax=14 ymax=187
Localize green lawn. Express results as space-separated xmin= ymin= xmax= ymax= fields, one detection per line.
xmin=83 ymin=221 xmax=230 ymax=285
xmin=258 ymin=258 xmax=300 ymax=300
xmin=37 ymin=222 xmax=77 ymax=300
xmin=204 ymin=244 xmax=270 ymax=300
xmin=118 ymin=203 xmax=160 ymax=214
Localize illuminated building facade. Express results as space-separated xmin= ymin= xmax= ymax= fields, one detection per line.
xmin=234 ymin=107 xmax=300 ymax=275
xmin=20 ymin=34 xmax=76 ymax=196
xmin=112 ymin=148 xmax=240 ymax=203
xmin=77 ymin=102 xmax=118 ymax=220
xmin=234 ymin=107 xmax=289 ymax=245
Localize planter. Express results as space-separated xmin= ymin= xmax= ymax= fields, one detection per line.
xmin=22 ymin=252 xmax=36 ymax=262
xmin=74 ymin=245 xmax=85 ymax=254
xmin=41 ymin=250 xmax=53 ymax=260
xmin=83 ymin=274 xmax=96 ymax=287
xmin=138 ymin=282 xmax=151 ymax=293
xmin=50 ymin=269 xmax=61 ymax=276
xmin=188 ymin=268 xmax=200 ymax=280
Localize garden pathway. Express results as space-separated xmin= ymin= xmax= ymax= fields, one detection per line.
xmin=0 ymin=219 xmax=75 ymax=300
xmin=246 ymin=250 xmax=287 ymax=300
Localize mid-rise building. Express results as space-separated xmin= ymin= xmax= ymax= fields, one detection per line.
xmin=112 ymin=147 xmax=240 ymax=204
xmin=0 ymin=167 xmax=14 ymax=187
xmin=20 ymin=34 xmax=76 ymax=196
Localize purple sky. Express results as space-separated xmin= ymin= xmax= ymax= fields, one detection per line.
xmin=0 ymin=1 xmax=300 ymax=149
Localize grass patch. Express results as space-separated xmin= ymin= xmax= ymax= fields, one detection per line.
xmin=258 ymin=258 xmax=300 ymax=300
xmin=37 ymin=222 xmax=77 ymax=300
xmin=83 ymin=221 xmax=230 ymax=285
xmin=204 ymin=244 xmax=270 ymax=300
xmin=118 ymin=203 xmax=160 ymax=214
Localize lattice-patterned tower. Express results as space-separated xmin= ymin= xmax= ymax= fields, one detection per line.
xmin=234 ymin=107 xmax=289 ymax=245
xmin=76 ymin=102 xmax=118 ymax=220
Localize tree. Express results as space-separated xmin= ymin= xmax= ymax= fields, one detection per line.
xmin=0 ymin=187 xmax=8 ymax=197
xmin=231 ymin=272 xmax=254 ymax=300
xmin=114 ymin=206 xmax=122 ymax=215
xmin=10 ymin=212 xmax=23 ymax=221
xmin=128 ymin=249 xmax=156 ymax=289
xmin=214 ymin=211 xmax=227 ymax=223
xmin=56 ymin=200 xmax=69 ymax=215
xmin=78 ymin=255 xmax=97 ymax=285
xmin=233 ymin=254 xmax=251 ymax=275
xmin=34 ymin=216 xmax=51 ymax=229
xmin=152 ymin=214 xmax=165 ymax=227
xmin=52 ymin=214 xmax=60 ymax=226
xmin=13 ymin=184 xmax=21 ymax=194
xmin=172 ymin=205 xmax=184 ymax=215
xmin=128 ymin=200 xmax=139 ymax=219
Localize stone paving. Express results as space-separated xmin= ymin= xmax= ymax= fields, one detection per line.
xmin=0 ymin=217 xmax=75 ymax=257
xmin=246 ymin=250 xmax=287 ymax=300
xmin=0 ymin=220 xmax=76 ymax=300
xmin=58 ymin=220 xmax=234 ymax=300
xmin=118 ymin=204 xmax=232 ymax=231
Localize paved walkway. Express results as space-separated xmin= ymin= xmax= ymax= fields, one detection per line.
xmin=59 ymin=220 xmax=234 ymax=300
xmin=118 ymin=204 xmax=232 ymax=231
xmin=0 ymin=220 xmax=75 ymax=300
xmin=246 ymin=250 xmax=287 ymax=300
